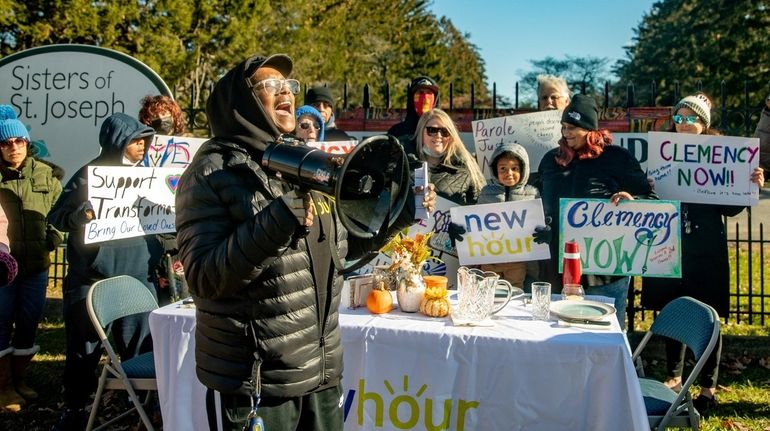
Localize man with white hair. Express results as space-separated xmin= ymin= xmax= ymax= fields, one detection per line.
xmin=537 ymin=74 xmax=571 ymax=111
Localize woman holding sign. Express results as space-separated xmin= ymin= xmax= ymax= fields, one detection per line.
xmin=410 ymin=109 xmax=485 ymax=205
xmin=536 ymin=94 xmax=654 ymax=330
xmin=642 ymin=92 xmax=764 ymax=412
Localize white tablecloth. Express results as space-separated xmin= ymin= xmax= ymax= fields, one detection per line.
xmin=150 ymin=297 xmax=647 ymax=431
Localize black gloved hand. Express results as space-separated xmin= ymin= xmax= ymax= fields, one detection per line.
xmin=533 ymin=216 xmax=553 ymax=245
xmin=447 ymin=222 xmax=466 ymax=248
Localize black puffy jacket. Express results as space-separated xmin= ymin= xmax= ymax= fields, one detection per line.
xmin=538 ymin=144 xmax=654 ymax=287
xmin=176 ymin=55 xmax=414 ymax=398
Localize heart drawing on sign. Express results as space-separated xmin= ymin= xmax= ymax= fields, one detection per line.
xmin=166 ymin=175 xmax=181 ymax=194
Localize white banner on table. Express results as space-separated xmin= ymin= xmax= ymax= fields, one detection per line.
xmin=307 ymin=140 xmax=358 ymax=154
xmin=559 ymin=198 xmax=681 ymax=277
xmin=85 ymin=166 xmax=182 ymax=243
xmin=450 ymin=199 xmax=550 ymax=265
xmin=647 ymin=131 xmax=759 ymax=206
xmin=143 ymin=135 xmax=207 ymax=168
xmin=472 ymin=110 xmax=561 ymax=178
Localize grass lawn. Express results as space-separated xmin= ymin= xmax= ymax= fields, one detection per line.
xmin=2 ymin=271 xmax=770 ymax=429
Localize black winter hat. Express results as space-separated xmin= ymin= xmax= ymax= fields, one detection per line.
xmin=561 ymin=94 xmax=598 ymax=131
xmin=306 ymin=86 xmax=334 ymax=106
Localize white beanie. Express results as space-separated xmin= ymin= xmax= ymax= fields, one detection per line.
xmin=674 ymin=93 xmax=712 ymax=129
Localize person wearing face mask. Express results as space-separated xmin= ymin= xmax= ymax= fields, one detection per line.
xmin=138 ymin=95 xmax=187 ymax=136
xmin=49 ymin=113 xmax=163 ymax=430
xmin=175 ymin=54 xmax=435 ymax=430
xmin=138 ymin=95 xmax=189 ymax=304
xmin=294 ymin=105 xmax=325 ymax=143
xmin=387 ymin=76 xmax=440 ymax=144
xmin=642 ymin=93 xmax=764 ymax=413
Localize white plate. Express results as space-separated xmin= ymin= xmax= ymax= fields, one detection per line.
xmin=550 ymin=300 xmax=616 ymax=321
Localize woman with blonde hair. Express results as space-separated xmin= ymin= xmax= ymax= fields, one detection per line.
xmin=411 ymin=109 xmax=485 ymax=205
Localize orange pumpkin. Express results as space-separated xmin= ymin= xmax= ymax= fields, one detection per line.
xmin=366 ymin=288 xmax=393 ymax=314
xmin=420 ymin=277 xmax=451 ymax=318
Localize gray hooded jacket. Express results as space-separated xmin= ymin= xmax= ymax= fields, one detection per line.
xmin=478 ymin=142 xmax=539 ymax=204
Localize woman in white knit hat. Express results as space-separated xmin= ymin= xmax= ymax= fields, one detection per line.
xmin=642 ymin=92 xmax=764 ymax=413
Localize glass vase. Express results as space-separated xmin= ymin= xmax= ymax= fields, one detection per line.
xmin=395 ymin=268 xmax=426 ymax=313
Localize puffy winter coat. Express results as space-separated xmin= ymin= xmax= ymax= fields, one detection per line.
xmin=0 ymin=156 xmax=62 ymax=275
xmin=176 ymin=54 xmax=415 ymax=398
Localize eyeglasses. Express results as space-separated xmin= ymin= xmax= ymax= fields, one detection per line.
xmin=425 ymin=126 xmax=450 ymax=138
xmin=672 ymin=114 xmax=700 ymax=125
xmin=299 ymin=121 xmax=320 ymax=131
xmin=0 ymin=137 xmax=28 ymax=149
xmin=248 ymin=78 xmax=300 ymax=95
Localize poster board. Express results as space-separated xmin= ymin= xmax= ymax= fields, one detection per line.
xmin=144 ymin=135 xmax=207 ymax=168
xmin=471 ymin=110 xmax=561 ymax=177
xmin=85 ymin=166 xmax=182 ymax=243
xmin=450 ymin=199 xmax=550 ymax=266
xmin=647 ymin=131 xmax=760 ymax=206
xmin=558 ymin=198 xmax=681 ymax=277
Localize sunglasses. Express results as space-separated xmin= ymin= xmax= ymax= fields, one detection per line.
xmin=425 ymin=126 xmax=450 ymax=138
xmin=299 ymin=121 xmax=320 ymax=131
xmin=248 ymin=78 xmax=300 ymax=95
xmin=672 ymin=114 xmax=700 ymax=125
xmin=0 ymin=137 xmax=28 ymax=148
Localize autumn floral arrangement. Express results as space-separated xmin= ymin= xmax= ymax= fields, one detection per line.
xmin=379 ymin=232 xmax=434 ymax=312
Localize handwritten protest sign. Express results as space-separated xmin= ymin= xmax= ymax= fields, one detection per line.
xmin=85 ymin=166 xmax=183 ymax=243
xmin=472 ymin=110 xmax=561 ymax=178
xmin=559 ymin=198 xmax=681 ymax=277
xmin=307 ymin=140 xmax=358 ymax=154
xmin=647 ymin=131 xmax=760 ymax=206
xmin=144 ymin=135 xmax=207 ymax=168
xmin=450 ymin=199 xmax=550 ymax=266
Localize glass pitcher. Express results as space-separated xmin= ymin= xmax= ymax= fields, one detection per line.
xmin=456 ymin=267 xmax=514 ymax=321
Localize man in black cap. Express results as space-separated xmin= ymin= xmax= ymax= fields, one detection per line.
xmin=305 ymin=85 xmax=353 ymax=141
xmin=174 ymin=54 xmax=435 ymax=430
xmin=387 ymin=76 xmax=439 ymax=144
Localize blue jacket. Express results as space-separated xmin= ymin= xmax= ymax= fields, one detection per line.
xmin=49 ymin=113 xmax=162 ymax=299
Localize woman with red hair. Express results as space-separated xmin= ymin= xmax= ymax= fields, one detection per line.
xmin=138 ymin=95 xmax=187 ymax=135
xmin=534 ymin=94 xmax=655 ymax=330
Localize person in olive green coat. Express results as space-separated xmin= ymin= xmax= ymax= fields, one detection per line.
xmin=0 ymin=105 xmax=62 ymax=412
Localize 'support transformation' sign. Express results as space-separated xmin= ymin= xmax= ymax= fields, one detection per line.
xmin=0 ymin=44 xmax=172 ymax=182
xmin=85 ymin=166 xmax=183 ymax=244
xmin=559 ymin=198 xmax=682 ymax=277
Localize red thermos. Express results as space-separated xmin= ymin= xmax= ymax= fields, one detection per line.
xmin=562 ymin=241 xmax=582 ymax=286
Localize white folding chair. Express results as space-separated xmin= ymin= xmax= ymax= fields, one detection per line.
xmin=85 ymin=275 xmax=159 ymax=431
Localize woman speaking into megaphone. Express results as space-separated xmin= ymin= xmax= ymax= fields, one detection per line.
xmin=174 ymin=53 xmax=435 ymax=431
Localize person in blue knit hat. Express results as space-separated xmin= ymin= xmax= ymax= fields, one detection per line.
xmin=0 ymin=104 xmax=62 ymax=413
xmin=294 ymin=105 xmax=325 ymax=142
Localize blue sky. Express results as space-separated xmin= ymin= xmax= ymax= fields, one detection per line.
xmin=429 ymin=0 xmax=658 ymax=101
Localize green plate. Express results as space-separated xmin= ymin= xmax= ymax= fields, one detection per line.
xmin=550 ymin=300 xmax=616 ymax=321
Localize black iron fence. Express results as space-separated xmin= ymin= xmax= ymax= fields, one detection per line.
xmin=47 ymin=79 xmax=770 ymax=328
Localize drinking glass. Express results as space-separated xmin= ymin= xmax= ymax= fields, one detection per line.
xmin=531 ymin=282 xmax=551 ymax=320
xmin=561 ymin=284 xmax=585 ymax=301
